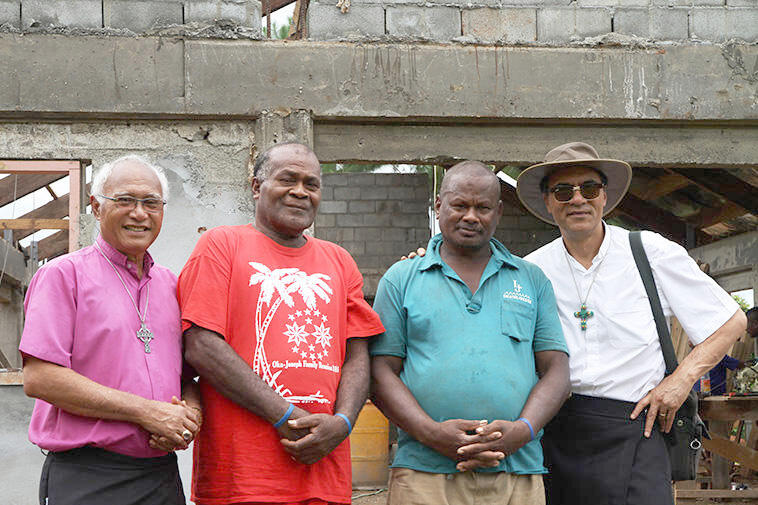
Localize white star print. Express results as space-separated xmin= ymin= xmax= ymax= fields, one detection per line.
xmin=305 ymin=317 xmax=312 ymax=324
xmin=288 ymin=314 xmax=295 ymax=321
xmin=305 ymin=309 xmax=311 ymax=315
xmin=291 ymin=346 xmax=299 ymax=353
xmin=300 ymin=351 xmax=308 ymax=359
xmin=308 ymin=344 xmax=315 ymax=352
xmin=295 ymin=310 xmax=302 ymax=317
xmin=284 ymin=321 xmax=309 ymax=347
xmin=314 ymin=309 xmax=320 ymax=316
xmin=312 ymin=322 xmax=333 ymax=349
xmin=321 ymin=315 xmax=328 ymax=323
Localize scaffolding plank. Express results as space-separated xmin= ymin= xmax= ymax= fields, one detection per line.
xmin=0 ymin=218 xmax=69 ymax=230
xmin=0 ymin=173 xmax=66 ymax=207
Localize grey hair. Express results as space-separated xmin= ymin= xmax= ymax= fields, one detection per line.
xmin=252 ymin=142 xmax=317 ymax=183
xmin=92 ymin=155 xmax=170 ymax=203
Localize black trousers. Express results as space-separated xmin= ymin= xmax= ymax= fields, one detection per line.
xmin=542 ymin=394 xmax=674 ymax=505
xmin=39 ymin=446 xmax=185 ymax=505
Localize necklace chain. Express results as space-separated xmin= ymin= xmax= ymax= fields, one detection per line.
xmin=564 ymin=243 xmax=609 ymax=331
xmin=94 ymin=242 xmax=153 ymax=352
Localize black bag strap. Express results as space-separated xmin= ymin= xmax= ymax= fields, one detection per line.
xmin=629 ymin=231 xmax=678 ymax=376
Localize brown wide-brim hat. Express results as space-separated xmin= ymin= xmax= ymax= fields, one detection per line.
xmin=516 ymin=142 xmax=632 ymax=225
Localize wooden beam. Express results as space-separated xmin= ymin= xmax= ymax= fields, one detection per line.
xmin=612 ymin=194 xmax=687 ymax=244
xmin=703 ymin=434 xmax=758 ymax=472
xmin=0 ymin=218 xmax=69 ymax=230
xmin=669 ymin=167 xmax=758 ymax=216
xmin=0 ymin=173 xmax=66 ymax=207
xmin=261 ymin=0 xmax=296 ymax=15
xmin=696 ymin=201 xmax=747 ymax=229
xmin=700 ymin=396 xmax=758 ymax=422
xmin=676 ymin=489 xmax=758 ymax=500
xmin=639 ymin=173 xmax=691 ymax=200
xmin=0 ymin=160 xmax=80 ymax=173
xmin=35 ymin=230 xmax=69 ymax=261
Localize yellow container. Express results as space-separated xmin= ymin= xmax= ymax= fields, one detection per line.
xmin=350 ymin=401 xmax=390 ymax=488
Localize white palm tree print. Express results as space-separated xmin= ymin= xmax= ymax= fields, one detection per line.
xmin=248 ymin=263 xmax=333 ymax=401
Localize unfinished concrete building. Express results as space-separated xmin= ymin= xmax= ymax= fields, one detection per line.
xmin=0 ymin=0 xmax=756 ymax=501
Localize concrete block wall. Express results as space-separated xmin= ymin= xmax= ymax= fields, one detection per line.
xmin=0 ymin=0 xmax=261 ymax=34
xmin=308 ymin=0 xmax=758 ymax=44
xmin=314 ymin=173 xmax=431 ymax=298
xmin=494 ymin=201 xmax=560 ymax=258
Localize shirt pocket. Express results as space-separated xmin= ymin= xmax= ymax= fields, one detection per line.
xmin=501 ymin=298 xmax=536 ymax=344
xmin=604 ymin=297 xmax=657 ymax=349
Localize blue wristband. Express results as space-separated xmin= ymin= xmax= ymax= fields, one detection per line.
xmin=273 ymin=403 xmax=294 ymax=428
xmin=517 ymin=417 xmax=535 ymax=441
xmin=335 ymin=413 xmax=352 ymax=433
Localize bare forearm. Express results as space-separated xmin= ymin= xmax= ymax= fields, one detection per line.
xmin=519 ymin=351 xmax=570 ymax=432
xmin=181 ymin=380 xmax=202 ymax=412
xmin=674 ymin=309 xmax=747 ymax=385
xmin=370 ymin=356 xmax=436 ymax=446
xmin=184 ymin=325 xmax=291 ymax=423
xmin=333 ymin=338 xmax=371 ymax=425
xmin=23 ymin=356 xmax=151 ymax=427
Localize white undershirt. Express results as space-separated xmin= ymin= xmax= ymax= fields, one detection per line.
xmin=525 ymin=223 xmax=739 ymax=403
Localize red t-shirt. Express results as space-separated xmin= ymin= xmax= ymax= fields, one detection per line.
xmin=178 ymin=225 xmax=384 ymax=505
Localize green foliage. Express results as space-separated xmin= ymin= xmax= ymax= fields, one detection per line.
xmin=733 ymin=294 xmax=751 ymax=312
xmin=263 ymin=16 xmax=292 ymax=39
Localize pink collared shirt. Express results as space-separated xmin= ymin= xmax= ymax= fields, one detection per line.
xmin=19 ymin=235 xmax=183 ymax=458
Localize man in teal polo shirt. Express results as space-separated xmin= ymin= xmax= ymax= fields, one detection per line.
xmin=370 ymin=161 xmax=570 ymax=505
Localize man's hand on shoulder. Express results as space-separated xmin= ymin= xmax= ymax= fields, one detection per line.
xmin=401 ymin=248 xmax=426 ymax=260
xmin=279 ymin=413 xmax=351 ymax=464
xmin=455 ymin=419 xmax=532 ymax=472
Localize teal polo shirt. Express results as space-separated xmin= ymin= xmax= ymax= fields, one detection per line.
xmin=370 ymin=234 xmax=567 ymax=475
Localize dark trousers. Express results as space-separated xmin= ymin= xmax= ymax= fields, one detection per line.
xmin=542 ymin=394 xmax=674 ymax=505
xmin=39 ymin=446 xmax=185 ymax=505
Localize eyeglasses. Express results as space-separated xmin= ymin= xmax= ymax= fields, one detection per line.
xmin=97 ymin=194 xmax=166 ymax=213
xmin=548 ymin=181 xmax=605 ymax=202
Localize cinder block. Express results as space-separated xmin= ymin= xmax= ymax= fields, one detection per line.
xmin=376 ymin=200 xmax=402 ymax=213
xmin=324 ymin=174 xmax=349 ymax=186
xmin=320 ymin=186 xmax=333 ymax=200
xmin=0 ymin=1 xmax=19 ymax=28
xmin=578 ymin=0 xmax=647 ymax=6
xmin=22 ymin=0 xmax=101 ymax=29
xmin=362 ymin=213 xmax=392 ymax=227
xmin=348 ymin=173 xmax=376 ymax=186
xmin=614 ymin=8 xmax=689 ymax=40
xmin=336 ymin=214 xmax=364 ymax=227
xmin=387 ymin=186 xmax=415 ymax=199
xmin=727 ymin=0 xmax=758 ymax=6
xmin=333 ymin=186 xmax=356 ymax=200
xmin=185 ymin=0 xmax=261 ymax=28
xmin=354 ymin=227 xmax=383 ymax=242
xmin=691 ymin=7 xmax=758 ymax=42
xmin=314 ymin=213 xmax=336 ymax=228
xmin=361 ymin=186 xmax=388 ymax=199
xmin=382 ymin=228 xmax=407 ymax=242
xmin=319 ymin=200 xmax=348 ymax=214
xmin=692 ymin=0 xmax=725 ymax=5
xmin=386 ymin=6 xmax=461 ymax=41
xmin=462 ymin=8 xmax=536 ymax=43
xmin=537 ymin=7 xmax=612 ymax=42
xmin=307 ymin=3 xmax=384 ymax=40
xmin=104 ymin=0 xmax=183 ymax=32
xmin=348 ymin=200 xmax=376 ymax=213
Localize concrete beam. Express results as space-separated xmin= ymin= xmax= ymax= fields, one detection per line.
xmin=254 ymin=110 xmax=314 ymax=155
xmin=312 ymin=122 xmax=758 ymax=167
xmin=688 ymin=231 xmax=758 ymax=277
xmin=0 ymin=238 xmax=26 ymax=286
xmin=2 ymin=34 xmax=758 ymax=121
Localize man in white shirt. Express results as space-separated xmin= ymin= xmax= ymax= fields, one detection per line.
xmin=516 ymin=142 xmax=747 ymax=505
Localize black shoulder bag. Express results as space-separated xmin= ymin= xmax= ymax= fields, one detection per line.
xmin=629 ymin=231 xmax=706 ymax=482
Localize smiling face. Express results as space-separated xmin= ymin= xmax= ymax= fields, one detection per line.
xmin=91 ymin=160 xmax=164 ymax=264
xmin=436 ymin=168 xmax=503 ymax=253
xmin=252 ymin=144 xmax=322 ymax=247
xmin=543 ymin=165 xmax=607 ymax=241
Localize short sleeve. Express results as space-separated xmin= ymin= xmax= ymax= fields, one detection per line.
xmin=530 ymin=268 xmax=569 ymax=355
xmin=342 ymin=251 xmax=385 ymax=339
xmin=18 ymin=261 xmax=77 ymax=368
xmin=177 ymin=228 xmax=234 ymax=338
xmin=724 ymin=355 xmax=741 ymax=370
xmin=643 ymin=231 xmax=740 ymax=344
xmin=369 ymin=273 xmax=407 ymax=358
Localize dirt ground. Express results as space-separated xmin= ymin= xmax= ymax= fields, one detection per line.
xmin=351 ymin=488 xmax=387 ymax=505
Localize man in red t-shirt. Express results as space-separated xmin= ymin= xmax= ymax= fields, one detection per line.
xmin=178 ymin=142 xmax=385 ymax=505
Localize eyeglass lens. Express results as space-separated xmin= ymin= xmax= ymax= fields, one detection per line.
xmin=552 ymin=182 xmax=603 ymax=202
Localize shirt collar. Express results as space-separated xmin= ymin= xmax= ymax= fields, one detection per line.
xmin=418 ymin=233 xmax=520 ymax=272
xmin=95 ymin=235 xmax=154 ymax=279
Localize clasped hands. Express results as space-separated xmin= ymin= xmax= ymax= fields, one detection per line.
xmin=425 ymin=418 xmax=532 ymax=472
xmin=146 ymin=396 xmax=203 ymax=452
xmin=277 ymin=405 xmax=352 ymax=465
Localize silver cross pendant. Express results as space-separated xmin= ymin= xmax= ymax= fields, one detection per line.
xmin=136 ymin=323 xmax=154 ymax=353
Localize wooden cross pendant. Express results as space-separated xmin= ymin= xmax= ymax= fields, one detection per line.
xmin=574 ymin=304 xmax=593 ymax=331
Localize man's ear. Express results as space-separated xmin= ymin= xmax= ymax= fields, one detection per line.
xmin=91 ymin=195 xmax=101 ymax=219
xmin=434 ymin=195 xmax=441 ymax=218
xmin=251 ymin=177 xmax=261 ymax=200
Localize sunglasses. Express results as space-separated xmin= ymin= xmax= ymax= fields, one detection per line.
xmin=548 ymin=181 xmax=605 ymax=202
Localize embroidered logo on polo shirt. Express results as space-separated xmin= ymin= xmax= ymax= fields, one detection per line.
xmin=503 ymin=280 xmax=532 ymax=305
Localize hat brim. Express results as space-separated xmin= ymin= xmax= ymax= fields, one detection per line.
xmin=516 ymin=159 xmax=632 ymax=225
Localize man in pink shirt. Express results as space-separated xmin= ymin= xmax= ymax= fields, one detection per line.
xmin=20 ymin=155 xmax=201 ymax=505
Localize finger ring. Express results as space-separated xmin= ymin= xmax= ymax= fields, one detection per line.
xmin=182 ymin=429 xmax=192 ymax=441
xmin=658 ymin=413 xmax=667 ymax=418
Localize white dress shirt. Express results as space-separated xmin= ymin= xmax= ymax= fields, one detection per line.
xmin=525 ymin=223 xmax=739 ymax=403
